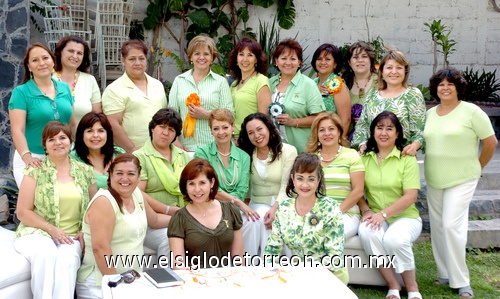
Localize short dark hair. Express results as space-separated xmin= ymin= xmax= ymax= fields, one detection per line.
xmin=148 ymin=108 xmax=182 ymax=142
xmin=365 ymin=111 xmax=407 ymax=153
xmin=237 ymin=112 xmax=283 ymax=164
xmin=54 ymin=35 xmax=91 ymax=72
xmin=429 ymin=67 xmax=467 ymax=101
xmin=272 ymin=38 xmax=303 ymax=66
xmin=74 ymin=112 xmax=115 ymax=167
xmin=311 ymin=43 xmax=342 ymax=73
xmin=179 ymin=158 xmax=219 ymax=203
xmin=42 ymin=121 xmax=72 ymax=149
xmin=286 ymin=152 xmax=326 ymax=198
xmin=107 ymin=154 xmax=142 ymax=213
xmin=122 ymin=40 xmax=148 ymax=58
xmin=228 ymin=36 xmax=268 ymax=83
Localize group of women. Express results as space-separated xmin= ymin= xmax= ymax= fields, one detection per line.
xmin=7 ymin=32 xmax=497 ymax=299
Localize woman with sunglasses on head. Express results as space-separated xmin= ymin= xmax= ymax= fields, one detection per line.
xmin=9 ymin=42 xmax=77 ymax=187
xmin=53 ymin=35 xmax=101 ymax=123
xmin=357 ymin=111 xmax=422 ymax=299
xmin=168 ymin=158 xmax=244 ymax=269
xmin=264 ymin=152 xmax=347 ymax=284
xmin=77 ymin=154 xmax=170 ymax=298
xmin=311 ymin=43 xmax=351 ymax=141
xmin=351 ymin=50 xmax=425 ymax=157
xmin=71 ymin=112 xmax=125 ymax=189
xmin=14 ymin=121 xmax=97 ymax=299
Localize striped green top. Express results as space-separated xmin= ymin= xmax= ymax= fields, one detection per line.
xmin=168 ymin=69 xmax=234 ymax=152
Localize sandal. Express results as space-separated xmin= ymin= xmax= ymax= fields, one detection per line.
xmin=434 ymin=278 xmax=449 ymax=285
xmin=408 ymin=291 xmax=422 ymax=299
xmin=386 ymin=289 xmax=400 ymax=299
xmin=458 ymin=286 xmax=474 ymax=298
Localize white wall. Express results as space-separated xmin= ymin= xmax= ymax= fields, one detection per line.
xmin=31 ymin=0 xmax=500 ymax=86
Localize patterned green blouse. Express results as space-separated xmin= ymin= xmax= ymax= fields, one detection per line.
xmin=351 ymin=86 xmax=426 ymax=149
xmin=264 ymin=196 xmax=345 ymax=273
xmin=15 ymin=157 xmax=96 ymax=238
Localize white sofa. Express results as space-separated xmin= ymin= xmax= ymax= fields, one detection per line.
xmin=345 ymin=235 xmax=387 ymax=286
xmin=0 ymin=227 xmax=32 ymax=299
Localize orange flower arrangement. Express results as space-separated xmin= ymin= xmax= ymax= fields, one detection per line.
xmin=183 ymin=93 xmax=200 ymax=138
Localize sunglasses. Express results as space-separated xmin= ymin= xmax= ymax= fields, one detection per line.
xmin=108 ymin=269 xmax=141 ymax=288
xmin=50 ymin=101 xmax=60 ymax=121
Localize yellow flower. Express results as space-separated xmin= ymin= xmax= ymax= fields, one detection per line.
xmin=165 ymin=50 xmax=171 ymax=57
xmin=150 ymin=46 xmax=155 ymax=53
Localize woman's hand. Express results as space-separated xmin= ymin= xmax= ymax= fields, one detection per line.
xmin=22 ymin=154 xmax=42 ymax=168
xmin=48 ymin=224 xmax=74 ymax=245
xmin=263 ymin=207 xmax=277 ymax=230
xmin=236 ymin=200 xmax=260 ymax=222
xmin=318 ymin=85 xmax=329 ymax=96
xmin=188 ymin=104 xmax=209 ymax=119
xmin=74 ymin=231 xmax=85 ymax=253
xmin=358 ymin=144 xmax=367 ymax=155
xmin=276 ymin=114 xmax=294 ymax=127
xmin=361 ymin=210 xmax=384 ymax=230
xmin=402 ymin=142 xmax=420 ymax=156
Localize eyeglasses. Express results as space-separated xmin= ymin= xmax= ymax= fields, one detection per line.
xmin=122 ymin=269 xmax=141 ymax=283
xmin=50 ymin=101 xmax=60 ymax=121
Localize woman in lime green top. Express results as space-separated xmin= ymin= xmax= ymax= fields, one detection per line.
xmin=357 ymin=111 xmax=422 ymax=299
xmin=228 ymin=36 xmax=272 ymax=139
xmin=311 ymin=44 xmax=351 ymax=141
xmin=72 ymin=112 xmax=125 ymax=189
xmin=15 ymin=121 xmax=97 ymax=299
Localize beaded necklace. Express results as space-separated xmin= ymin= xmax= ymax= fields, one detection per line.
xmin=56 ymin=71 xmax=78 ymax=96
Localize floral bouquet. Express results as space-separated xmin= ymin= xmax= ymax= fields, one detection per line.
xmin=183 ymin=93 xmax=200 ymax=138
xmin=326 ymin=77 xmax=343 ymax=96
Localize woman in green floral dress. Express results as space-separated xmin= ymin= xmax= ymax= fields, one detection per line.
xmin=351 ymin=50 xmax=425 ymax=156
xmin=264 ymin=152 xmax=347 ymax=284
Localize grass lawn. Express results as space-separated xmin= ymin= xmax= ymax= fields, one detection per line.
xmin=349 ymin=241 xmax=500 ymax=299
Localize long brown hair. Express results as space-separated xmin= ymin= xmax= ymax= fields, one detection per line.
xmin=107 ymin=154 xmax=142 ymax=213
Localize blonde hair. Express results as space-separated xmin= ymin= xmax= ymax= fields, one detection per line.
xmin=209 ymin=108 xmax=234 ymax=127
xmin=378 ymin=49 xmax=410 ymax=90
xmin=187 ymin=34 xmax=218 ymax=62
xmin=306 ymin=112 xmax=349 ymax=153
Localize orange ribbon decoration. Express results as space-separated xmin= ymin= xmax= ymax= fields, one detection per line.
xmin=183 ymin=93 xmax=200 ymax=138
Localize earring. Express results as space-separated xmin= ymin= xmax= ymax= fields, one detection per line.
xmin=317 ymin=141 xmax=321 ymax=146
xmin=255 ymin=63 xmax=257 ymax=67
xmin=30 ymin=72 xmax=33 ymax=79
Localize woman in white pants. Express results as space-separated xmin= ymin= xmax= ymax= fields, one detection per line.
xmin=358 ymin=111 xmax=422 ymax=299
xmin=15 ymin=121 xmax=97 ymax=299
xmin=424 ymin=68 xmax=498 ymax=298
xmin=238 ymin=113 xmax=297 ymax=257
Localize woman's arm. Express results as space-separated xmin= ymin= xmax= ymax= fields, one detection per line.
xmin=230 ymin=229 xmax=245 ymax=265
xmin=87 ymin=195 xmax=117 ymax=275
xmin=333 ymin=85 xmax=352 ymax=140
xmin=91 ymin=102 xmax=102 ymax=113
xmin=257 ymin=85 xmax=272 ymax=116
xmin=106 ymin=112 xmax=138 ymax=153
xmin=169 ymin=237 xmax=187 ymax=269
xmin=143 ymin=191 xmax=171 ymax=228
xmin=363 ymin=189 xmax=418 ymax=230
xmin=339 ymin=171 xmax=365 ymax=213
xmin=9 ymin=109 xmax=42 ymax=167
xmin=480 ymin=135 xmax=498 ymax=169
xmin=402 ymin=88 xmax=426 ymax=156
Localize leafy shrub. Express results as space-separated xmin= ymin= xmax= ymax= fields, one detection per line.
xmin=463 ymin=68 xmax=500 ymax=102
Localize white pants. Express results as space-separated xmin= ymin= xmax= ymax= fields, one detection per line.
xmin=14 ymin=234 xmax=82 ymax=299
xmin=13 ymin=150 xmax=46 ymax=188
xmin=427 ymin=178 xmax=478 ymax=288
xmin=144 ymin=227 xmax=170 ymax=258
xmin=242 ymin=203 xmax=273 ymax=258
xmin=343 ymin=213 xmax=360 ymax=240
xmin=358 ymin=217 xmax=422 ymax=273
xmin=76 ymin=271 xmax=102 ymax=299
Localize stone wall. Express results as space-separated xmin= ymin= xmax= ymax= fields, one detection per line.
xmin=0 ymin=0 xmax=30 ymax=175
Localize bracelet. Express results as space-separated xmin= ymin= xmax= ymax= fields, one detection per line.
xmin=20 ymin=150 xmax=31 ymax=158
xmin=231 ymin=197 xmax=236 ymax=204
xmin=362 ymin=208 xmax=371 ymax=214
xmin=295 ymin=118 xmax=299 ymax=128
xmin=165 ymin=205 xmax=171 ymax=215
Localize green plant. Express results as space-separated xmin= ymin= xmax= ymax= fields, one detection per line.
xmin=463 ymin=67 xmax=500 ymax=102
xmin=369 ymin=35 xmax=387 ymax=64
xmin=424 ymin=19 xmax=457 ymax=73
xmin=416 ymin=84 xmax=432 ymax=102
xmin=142 ymin=0 xmax=296 ymax=75
xmin=129 ymin=19 xmax=145 ymax=40
xmin=29 ymin=0 xmax=56 ymax=32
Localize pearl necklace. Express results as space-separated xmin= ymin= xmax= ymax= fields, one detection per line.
xmin=377 ymin=153 xmax=387 ymax=160
xmin=318 ymin=146 xmax=342 ymax=163
xmin=217 ymin=149 xmax=231 ymax=157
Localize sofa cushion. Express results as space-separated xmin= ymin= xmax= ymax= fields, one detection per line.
xmin=0 ymin=227 xmax=31 ymax=289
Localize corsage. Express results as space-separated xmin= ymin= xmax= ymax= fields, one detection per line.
xmin=308 ymin=214 xmax=320 ymax=226
xmin=268 ymin=102 xmax=286 ymax=118
xmin=326 ymin=77 xmax=343 ymax=96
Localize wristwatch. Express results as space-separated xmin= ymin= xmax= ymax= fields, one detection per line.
xmin=381 ymin=211 xmax=387 ymax=219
